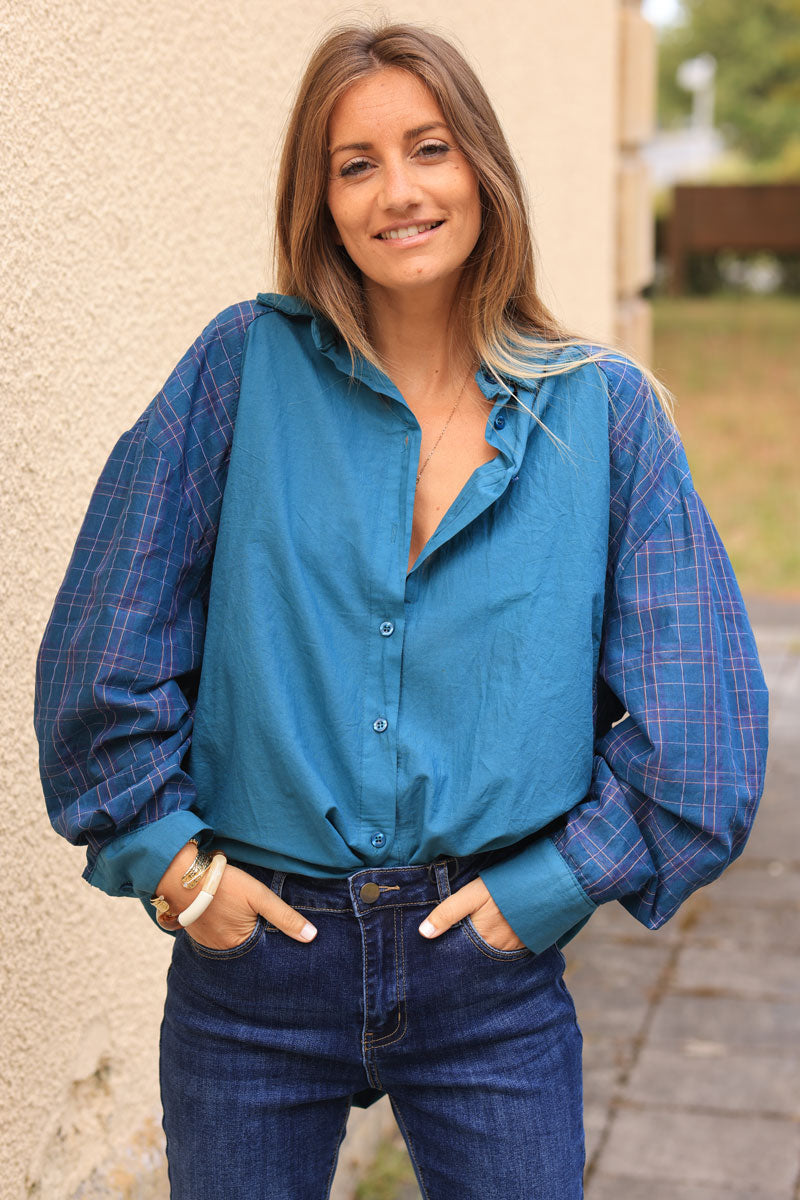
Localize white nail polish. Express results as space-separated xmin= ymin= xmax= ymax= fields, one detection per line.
xmin=419 ymin=919 xmax=435 ymax=937
xmin=301 ymin=922 xmax=317 ymax=940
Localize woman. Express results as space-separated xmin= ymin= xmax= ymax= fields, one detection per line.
xmin=35 ymin=21 xmax=768 ymax=1199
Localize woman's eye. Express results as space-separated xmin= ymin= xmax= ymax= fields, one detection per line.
xmin=336 ymin=141 xmax=449 ymax=178
xmin=415 ymin=141 xmax=450 ymax=159
xmin=339 ymin=158 xmax=372 ymax=178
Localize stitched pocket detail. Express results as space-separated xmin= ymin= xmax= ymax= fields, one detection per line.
xmin=460 ymin=915 xmax=533 ymax=961
xmin=185 ymin=915 xmax=266 ymax=961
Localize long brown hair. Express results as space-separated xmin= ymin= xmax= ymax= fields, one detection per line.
xmin=274 ymin=21 xmax=675 ymax=424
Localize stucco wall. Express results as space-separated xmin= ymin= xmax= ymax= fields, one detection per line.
xmin=2 ymin=1 xmax=619 ymax=1194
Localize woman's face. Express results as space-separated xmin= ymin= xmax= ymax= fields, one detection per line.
xmin=326 ymin=68 xmax=483 ymax=304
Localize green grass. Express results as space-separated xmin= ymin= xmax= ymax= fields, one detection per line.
xmin=651 ymin=295 xmax=800 ymax=597
xmin=353 ymin=1126 xmax=420 ymax=1200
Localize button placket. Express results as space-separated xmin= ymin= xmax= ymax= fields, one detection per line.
xmin=358 ymin=406 xmax=419 ymax=864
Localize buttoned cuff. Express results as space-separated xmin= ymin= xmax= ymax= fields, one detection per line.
xmin=86 ymin=810 xmax=214 ymax=901
xmin=478 ymin=835 xmax=597 ymax=954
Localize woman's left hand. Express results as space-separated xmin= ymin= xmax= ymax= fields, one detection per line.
xmin=418 ymin=876 xmax=527 ymax=951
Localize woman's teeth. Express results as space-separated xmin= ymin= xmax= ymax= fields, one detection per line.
xmin=378 ymin=221 xmax=442 ymax=240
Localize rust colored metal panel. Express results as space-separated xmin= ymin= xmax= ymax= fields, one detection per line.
xmin=667 ymin=184 xmax=800 ymax=293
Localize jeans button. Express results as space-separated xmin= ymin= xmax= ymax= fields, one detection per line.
xmin=360 ymin=882 xmax=381 ymax=903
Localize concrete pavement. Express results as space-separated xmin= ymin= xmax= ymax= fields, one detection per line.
xmin=575 ymin=594 xmax=800 ymax=1198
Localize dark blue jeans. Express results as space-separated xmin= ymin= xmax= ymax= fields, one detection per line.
xmin=160 ymin=849 xmax=585 ymax=1198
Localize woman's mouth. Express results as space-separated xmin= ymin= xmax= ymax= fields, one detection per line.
xmin=375 ymin=220 xmax=445 ymax=243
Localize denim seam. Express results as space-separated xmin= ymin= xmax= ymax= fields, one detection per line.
xmin=281 ymin=904 xmax=351 ymax=913
xmin=355 ymin=899 xmax=447 ymax=915
xmin=434 ymin=858 xmax=452 ymax=903
xmin=323 ymin=1096 xmax=354 ymax=1200
xmin=554 ymin=951 xmax=585 ymax=1054
xmin=461 ymin=916 xmax=533 ymax=961
xmin=390 ymin=1098 xmax=433 ymax=1200
xmin=364 ymin=907 xmax=402 ymax=1045
xmin=285 ymin=899 xmax=453 ymax=915
xmin=183 ymin=917 xmax=265 ymax=961
xmin=367 ymin=905 xmax=408 ymax=1049
xmin=359 ymin=905 xmax=383 ymax=1090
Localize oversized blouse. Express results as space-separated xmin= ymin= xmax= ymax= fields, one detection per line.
xmin=34 ymin=293 xmax=769 ymax=953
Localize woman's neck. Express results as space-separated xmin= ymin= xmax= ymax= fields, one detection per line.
xmin=365 ymin=280 xmax=471 ymax=409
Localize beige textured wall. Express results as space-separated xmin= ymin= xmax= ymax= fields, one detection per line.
xmin=616 ymin=0 xmax=657 ymax=359
xmin=2 ymin=1 xmax=619 ymax=1193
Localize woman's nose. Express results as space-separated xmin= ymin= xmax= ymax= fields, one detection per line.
xmin=378 ymin=159 xmax=423 ymax=211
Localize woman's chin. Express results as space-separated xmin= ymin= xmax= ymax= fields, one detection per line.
xmin=363 ymin=265 xmax=465 ymax=301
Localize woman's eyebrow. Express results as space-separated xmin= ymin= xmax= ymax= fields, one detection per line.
xmin=328 ymin=122 xmax=449 ymax=157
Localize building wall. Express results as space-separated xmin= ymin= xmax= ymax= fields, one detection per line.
xmin=1 ymin=1 xmax=651 ymax=1193
xmin=616 ymin=0 xmax=658 ymax=359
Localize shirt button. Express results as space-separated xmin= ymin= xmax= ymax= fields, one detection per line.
xmin=373 ymin=717 xmax=388 ymax=733
xmin=370 ymin=832 xmax=386 ymax=848
xmin=493 ymin=413 xmax=506 ymax=429
xmin=379 ymin=621 xmax=394 ymax=636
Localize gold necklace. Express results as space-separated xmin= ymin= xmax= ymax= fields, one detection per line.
xmin=415 ymin=362 xmax=475 ymax=484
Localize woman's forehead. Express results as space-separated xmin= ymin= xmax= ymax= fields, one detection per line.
xmin=328 ymin=68 xmax=445 ymax=145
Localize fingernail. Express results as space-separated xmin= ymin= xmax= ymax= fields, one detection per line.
xmin=301 ymin=922 xmax=317 ymax=941
xmin=419 ymin=919 xmax=436 ymax=937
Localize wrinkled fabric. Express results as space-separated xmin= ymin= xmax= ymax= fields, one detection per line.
xmin=34 ymin=294 xmax=769 ymax=953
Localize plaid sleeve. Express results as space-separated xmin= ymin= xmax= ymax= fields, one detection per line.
xmin=33 ymin=301 xmax=259 ymax=899
xmin=551 ymin=355 xmax=770 ymax=931
xmin=481 ymin=353 xmax=769 ymax=953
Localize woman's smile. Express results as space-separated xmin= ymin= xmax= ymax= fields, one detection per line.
xmin=326 ymin=68 xmax=482 ymax=300
xmin=374 ymin=219 xmax=446 ymax=242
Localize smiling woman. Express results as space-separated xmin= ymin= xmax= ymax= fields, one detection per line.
xmin=34 ymin=19 xmax=768 ymax=1200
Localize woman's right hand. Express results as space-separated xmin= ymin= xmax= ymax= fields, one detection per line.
xmin=154 ymin=843 xmax=317 ymax=949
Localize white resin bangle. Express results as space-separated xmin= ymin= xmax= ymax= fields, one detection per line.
xmin=177 ymin=853 xmax=227 ymax=928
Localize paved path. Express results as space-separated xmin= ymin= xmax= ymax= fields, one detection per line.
xmin=575 ymin=595 xmax=800 ymax=1198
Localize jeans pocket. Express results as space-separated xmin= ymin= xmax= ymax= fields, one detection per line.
xmin=459 ymin=914 xmax=534 ymax=961
xmin=184 ymin=915 xmax=266 ymax=961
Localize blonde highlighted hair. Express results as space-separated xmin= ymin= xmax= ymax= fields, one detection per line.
xmin=274 ymin=21 xmax=675 ymax=424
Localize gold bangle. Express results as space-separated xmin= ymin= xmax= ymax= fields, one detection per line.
xmin=177 ymin=853 xmax=228 ymax=927
xmin=180 ymin=847 xmax=213 ymax=890
xmin=148 ymin=839 xmax=211 ymax=921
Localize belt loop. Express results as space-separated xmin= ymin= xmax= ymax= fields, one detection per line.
xmin=431 ymin=858 xmax=453 ymax=902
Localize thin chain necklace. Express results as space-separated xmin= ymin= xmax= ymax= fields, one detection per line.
xmin=415 ymin=362 xmax=475 ymax=484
